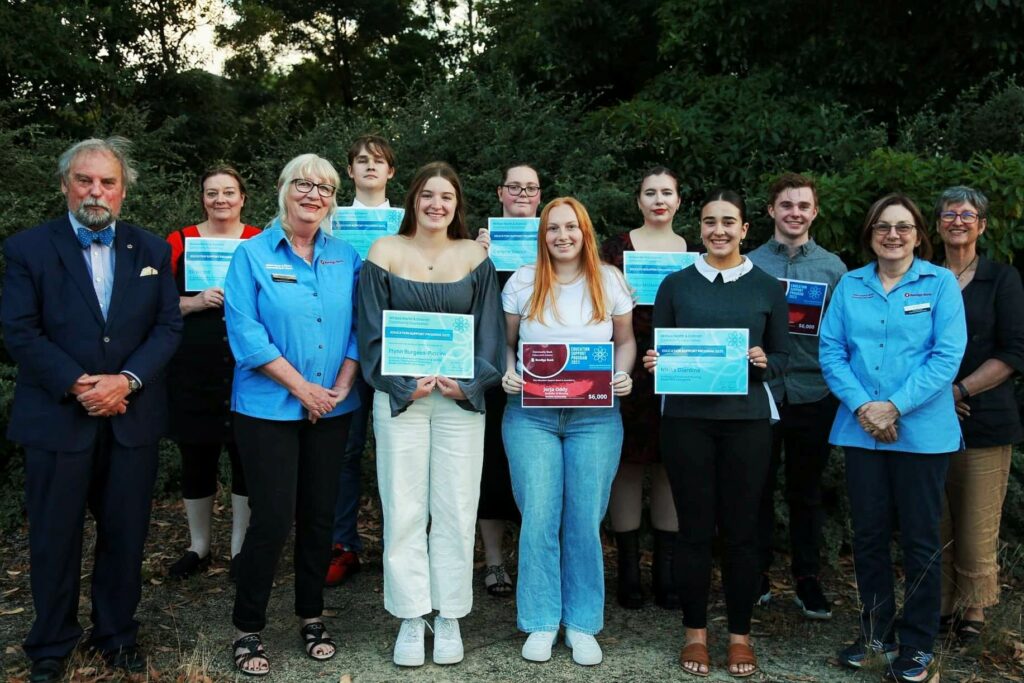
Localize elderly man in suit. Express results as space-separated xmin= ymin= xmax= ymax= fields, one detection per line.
xmin=1 ymin=137 xmax=182 ymax=682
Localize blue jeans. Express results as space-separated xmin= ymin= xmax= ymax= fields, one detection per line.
xmin=331 ymin=376 xmax=371 ymax=551
xmin=503 ymin=399 xmax=622 ymax=635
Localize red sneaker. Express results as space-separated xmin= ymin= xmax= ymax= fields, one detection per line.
xmin=325 ymin=544 xmax=361 ymax=587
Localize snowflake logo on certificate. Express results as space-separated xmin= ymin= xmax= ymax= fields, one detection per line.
xmin=592 ymin=346 xmax=610 ymax=363
xmin=452 ymin=318 xmax=470 ymax=333
xmin=726 ymin=331 xmax=746 ymax=351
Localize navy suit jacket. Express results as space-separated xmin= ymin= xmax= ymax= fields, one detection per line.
xmin=2 ymin=215 xmax=183 ymax=451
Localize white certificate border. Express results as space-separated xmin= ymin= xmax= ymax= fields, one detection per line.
xmin=381 ymin=310 xmax=475 ymax=379
xmin=518 ymin=341 xmax=615 ymax=409
xmin=183 ymin=236 xmax=245 ymax=293
xmin=653 ymin=327 xmax=749 ymax=395
xmin=623 ymin=250 xmax=698 ymax=306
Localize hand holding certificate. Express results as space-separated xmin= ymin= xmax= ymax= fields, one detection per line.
xmin=381 ymin=310 xmax=475 ymax=379
xmin=653 ymin=328 xmax=749 ymax=395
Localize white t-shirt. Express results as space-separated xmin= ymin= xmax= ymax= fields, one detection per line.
xmin=502 ymin=264 xmax=634 ymax=369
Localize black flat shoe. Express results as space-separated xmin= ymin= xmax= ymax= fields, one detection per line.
xmin=168 ymin=550 xmax=212 ymax=579
xmin=104 ymin=645 xmax=147 ymax=674
xmin=29 ymin=657 xmax=65 ymax=683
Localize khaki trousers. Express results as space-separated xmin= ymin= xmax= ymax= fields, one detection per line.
xmin=940 ymin=444 xmax=1013 ymax=612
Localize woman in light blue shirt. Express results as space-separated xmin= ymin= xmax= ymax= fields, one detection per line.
xmin=820 ymin=193 xmax=966 ymax=683
xmin=224 ymin=153 xmax=361 ymax=676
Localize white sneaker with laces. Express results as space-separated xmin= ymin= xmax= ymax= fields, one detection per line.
xmin=521 ymin=630 xmax=558 ymax=662
xmin=393 ymin=618 xmax=427 ymax=667
xmin=565 ymin=627 xmax=603 ymax=665
xmin=433 ymin=616 xmax=464 ymax=665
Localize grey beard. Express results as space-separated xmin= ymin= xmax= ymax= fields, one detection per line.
xmin=74 ymin=201 xmax=115 ymax=229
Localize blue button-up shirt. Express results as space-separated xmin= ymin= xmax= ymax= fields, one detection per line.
xmin=225 ymin=221 xmax=361 ymax=420
xmin=819 ymin=258 xmax=966 ymax=453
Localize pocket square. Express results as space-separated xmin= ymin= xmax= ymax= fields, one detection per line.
xmin=139 ymin=266 xmax=159 ymax=277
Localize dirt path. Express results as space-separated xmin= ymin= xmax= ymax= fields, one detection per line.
xmin=1 ymin=501 xmax=1020 ymax=682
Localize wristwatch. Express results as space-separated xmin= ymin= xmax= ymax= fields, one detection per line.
xmin=121 ymin=372 xmax=141 ymax=394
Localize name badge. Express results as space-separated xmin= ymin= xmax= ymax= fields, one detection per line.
xmin=272 ymin=273 xmax=298 ymax=284
xmin=903 ymin=302 xmax=931 ymax=315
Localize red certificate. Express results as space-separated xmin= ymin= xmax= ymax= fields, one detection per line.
xmin=521 ymin=342 xmax=615 ymax=408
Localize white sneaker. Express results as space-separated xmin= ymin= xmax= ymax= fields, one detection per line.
xmin=432 ymin=616 xmax=464 ymax=665
xmin=522 ymin=630 xmax=558 ymax=662
xmin=565 ymin=628 xmax=603 ymax=665
xmin=393 ymin=618 xmax=426 ymax=666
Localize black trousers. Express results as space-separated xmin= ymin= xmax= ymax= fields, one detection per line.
xmin=232 ymin=412 xmax=352 ymax=633
xmin=23 ymin=422 xmax=158 ymax=660
xmin=756 ymin=394 xmax=838 ymax=577
xmin=845 ymin=447 xmax=950 ymax=652
xmin=662 ymin=416 xmax=771 ymax=634
xmin=179 ymin=441 xmax=247 ymax=499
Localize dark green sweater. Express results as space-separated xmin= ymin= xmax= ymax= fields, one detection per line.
xmin=652 ymin=265 xmax=790 ymax=420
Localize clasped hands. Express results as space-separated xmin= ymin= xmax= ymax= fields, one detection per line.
xmin=70 ymin=374 xmax=130 ymax=417
xmin=856 ymin=401 xmax=900 ymax=443
xmin=500 ymin=369 xmax=633 ymax=397
xmin=411 ymin=376 xmax=467 ymax=401
xmin=295 ymin=381 xmax=350 ymax=424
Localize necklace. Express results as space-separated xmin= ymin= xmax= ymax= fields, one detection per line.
xmin=949 ymin=254 xmax=979 ymax=280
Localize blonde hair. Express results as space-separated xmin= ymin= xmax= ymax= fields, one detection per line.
xmin=526 ymin=197 xmax=608 ymax=325
xmin=275 ymin=154 xmax=341 ymax=234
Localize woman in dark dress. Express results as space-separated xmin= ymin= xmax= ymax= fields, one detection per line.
xmin=600 ymin=166 xmax=686 ymax=609
xmin=166 ymin=166 xmax=261 ymax=579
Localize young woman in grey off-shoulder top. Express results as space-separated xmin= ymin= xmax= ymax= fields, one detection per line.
xmin=357 ymin=162 xmax=505 ymax=668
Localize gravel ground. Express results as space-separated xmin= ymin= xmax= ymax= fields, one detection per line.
xmin=1 ymin=501 xmax=1021 ymax=682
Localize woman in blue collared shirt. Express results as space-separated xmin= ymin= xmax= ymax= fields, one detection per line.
xmin=224 ymin=154 xmax=361 ymax=676
xmin=820 ymin=194 xmax=966 ymax=683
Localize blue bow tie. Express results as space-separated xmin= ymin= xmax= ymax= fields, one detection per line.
xmin=77 ymin=226 xmax=114 ymax=249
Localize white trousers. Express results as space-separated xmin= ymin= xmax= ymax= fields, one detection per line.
xmin=373 ymin=390 xmax=485 ymax=618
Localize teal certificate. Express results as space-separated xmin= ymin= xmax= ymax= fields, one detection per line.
xmin=488 ymin=217 xmax=539 ymax=271
xmin=623 ymin=251 xmax=698 ymax=305
xmin=381 ymin=310 xmax=475 ymax=379
xmin=654 ymin=328 xmax=749 ymax=395
xmin=330 ymin=207 xmax=404 ymax=259
xmin=184 ymin=237 xmax=245 ymax=292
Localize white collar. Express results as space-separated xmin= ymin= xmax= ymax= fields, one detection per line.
xmin=694 ymin=254 xmax=753 ymax=283
xmin=351 ymin=197 xmax=390 ymax=208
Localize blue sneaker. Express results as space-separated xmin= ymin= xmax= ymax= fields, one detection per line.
xmin=887 ymin=648 xmax=936 ymax=682
xmin=838 ymin=638 xmax=898 ymax=669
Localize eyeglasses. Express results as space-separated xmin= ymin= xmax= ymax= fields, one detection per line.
xmin=502 ymin=184 xmax=541 ymax=197
xmin=872 ymin=222 xmax=916 ymax=236
xmin=939 ymin=210 xmax=979 ymax=224
xmin=291 ymin=178 xmax=337 ymax=198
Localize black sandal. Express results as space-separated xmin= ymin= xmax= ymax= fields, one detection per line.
xmin=232 ymin=633 xmax=269 ymax=677
xmin=957 ymin=619 xmax=985 ymax=645
xmin=484 ymin=564 xmax=513 ymax=597
xmin=301 ymin=621 xmax=337 ymax=661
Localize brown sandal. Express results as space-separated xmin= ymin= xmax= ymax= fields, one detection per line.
xmin=679 ymin=641 xmax=711 ymax=677
xmin=727 ymin=642 xmax=758 ymax=678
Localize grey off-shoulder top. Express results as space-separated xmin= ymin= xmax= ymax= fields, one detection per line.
xmin=358 ymin=259 xmax=506 ymax=416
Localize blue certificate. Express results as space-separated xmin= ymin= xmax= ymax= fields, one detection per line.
xmin=654 ymin=328 xmax=749 ymax=395
xmin=381 ymin=310 xmax=475 ymax=379
xmin=184 ymin=237 xmax=245 ymax=292
xmin=330 ymin=207 xmax=405 ymax=259
xmin=623 ymin=251 xmax=698 ymax=305
xmin=488 ymin=217 xmax=539 ymax=271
